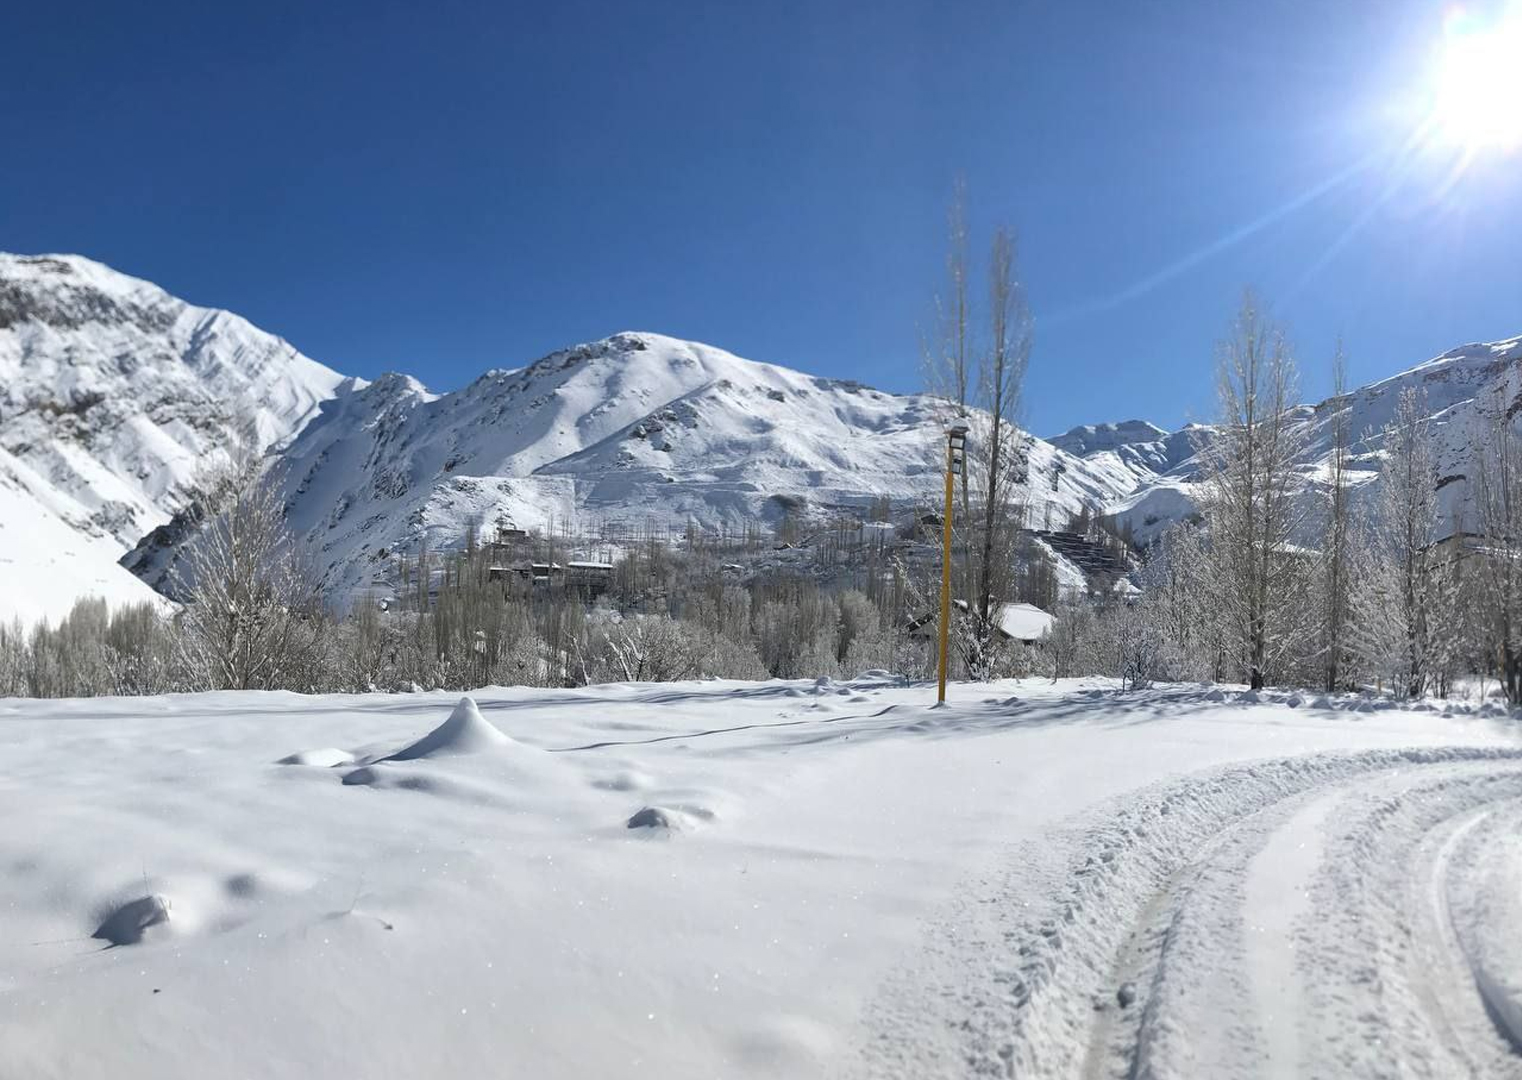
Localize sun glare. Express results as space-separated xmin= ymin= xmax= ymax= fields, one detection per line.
xmin=1429 ymin=6 xmax=1522 ymax=153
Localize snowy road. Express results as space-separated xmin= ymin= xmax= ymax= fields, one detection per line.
xmin=860 ymin=744 xmax=1522 ymax=1079
xmin=3 ymin=680 xmax=1521 ymax=1078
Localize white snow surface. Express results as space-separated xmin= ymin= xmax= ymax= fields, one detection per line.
xmin=0 ymin=253 xmax=350 ymax=624
xmin=998 ymin=600 xmax=1054 ymax=641
xmin=4 ymin=678 xmax=1522 ymax=1079
xmin=0 ymin=444 xmax=167 ymax=625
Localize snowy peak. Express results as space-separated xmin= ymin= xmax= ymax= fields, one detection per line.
xmin=1048 ymin=419 xmax=1169 ymax=456
xmin=0 ymin=252 xmax=350 ymax=625
xmin=0 ymin=252 xmax=347 ymax=456
xmin=1102 ymin=331 xmax=1522 ymax=547
xmin=1406 ymin=334 xmax=1522 ymax=377
xmin=202 ymin=329 xmax=1133 ymax=604
xmin=1047 ymin=418 xmax=1204 ymax=497
xmin=1351 ymin=335 xmax=1522 ymax=427
xmin=13 ymin=252 xmax=1520 ymax=624
xmin=0 ymin=253 xmax=176 ymax=333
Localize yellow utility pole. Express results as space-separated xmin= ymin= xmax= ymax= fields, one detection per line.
xmin=938 ymin=426 xmax=968 ymax=703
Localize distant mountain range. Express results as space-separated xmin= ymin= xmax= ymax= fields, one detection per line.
xmin=1050 ymin=335 xmax=1522 ymax=547
xmin=124 ymin=330 xmax=1132 ymax=605
xmin=1 ymin=253 xmax=1517 ymax=623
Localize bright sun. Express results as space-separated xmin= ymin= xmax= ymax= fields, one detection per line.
xmin=1429 ymin=7 xmax=1522 ymax=153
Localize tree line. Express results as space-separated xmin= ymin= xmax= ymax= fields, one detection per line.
xmin=1063 ymin=293 xmax=1522 ymax=704
xmin=0 ymin=448 xmax=1061 ymax=698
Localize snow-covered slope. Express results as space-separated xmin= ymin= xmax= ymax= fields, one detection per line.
xmin=0 ymin=445 xmax=166 ymax=623
xmin=1049 ymin=419 xmax=1203 ymax=486
xmin=0 ymin=254 xmax=350 ymax=625
xmin=1058 ymin=335 xmax=1522 ymax=545
xmin=132 ymin=332 xmax=1133 ymax=602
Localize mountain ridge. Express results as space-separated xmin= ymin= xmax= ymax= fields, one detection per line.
xmin=127 ymin=329 xmax=1133 ymax=604
xmin=1 ymin=252 xmax=1518 ymax=622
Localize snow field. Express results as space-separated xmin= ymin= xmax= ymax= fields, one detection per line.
xmin=2 ymin=679 xmax=1520 ymax=1079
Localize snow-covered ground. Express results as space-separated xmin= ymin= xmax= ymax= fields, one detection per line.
xmin=3 ymin=679 xmax=1521 ymax=1079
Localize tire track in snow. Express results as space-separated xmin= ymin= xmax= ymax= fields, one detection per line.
xmin=852 ymin=746 xmax=1522 ymax=1080
xmin=1120 ymin=762 xmax=1522 ymax=1079
xmin=1239 ymin=792 xmax=1334 ymax=1076
xmin=1433 ymin=802 xmax=1522 ymax=1060
xmin=1296 ymin=765 xmax=1522 ymax=1078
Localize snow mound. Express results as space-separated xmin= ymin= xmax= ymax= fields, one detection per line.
xmin=592 ymin=770 xmax=653 ymax=792
xmin=93 ymin=894 xmax=171 ymax=947
xmin=384 ymin=697 xmax=511 ymax=760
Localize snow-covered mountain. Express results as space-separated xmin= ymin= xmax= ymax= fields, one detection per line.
xmin=0 ymin=254 xmax=349 ymax=625
xmin=1049 ymin=420 xmax=1202 ymax=483
xmin=1059 ymin=335 xmax=1522 ymax=545
xmin=130 ymin=331 xmax=1136 ymax=603
xmin=7 ymin=252 xmax=1517 ymax=622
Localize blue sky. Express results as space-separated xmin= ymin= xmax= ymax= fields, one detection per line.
xmin=4 ymin=0 xmax=1519 ymax=434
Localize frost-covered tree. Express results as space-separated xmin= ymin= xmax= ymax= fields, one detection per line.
xmin=8 ymin=599 xmax=178 ymax=699
xmin=1079 ymin=599 xmax=1159 ymax=690
xmin=602 ymin=615 xmax=710 ymax=683
xmin=1042 ymin=601 xmax=1095 ymax=681
xmin=1469 ymin=391 xmax=1522 ymax=704
xmin=835 ymin=590 xmax=880 ymax=664
xmin=1346 ymin=388 xmax=1458 ymax=698
xmin=173 ymin=453 xmax=325 ymax=691
xmin=0 ymin=619 xmax=25 ymax=697
xmin=1195 ymin=292 xmax=1309 ymax=689
xmin=1139 ymin=523 xmax=1216 ymax=682
xmin=1319 ymin=344 xmax=1354 ymax=692
xmin=102 ymin=601 xmax=178 ymax=696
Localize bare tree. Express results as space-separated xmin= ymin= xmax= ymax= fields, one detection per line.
xmin=1141 ymin=522 xmax=1216 ymax=681
xmin=925 ymin=175 xmax=973 ymax=422
xmin=173 ymin=452 xmax=324 ymax=691
xmin=1346 ymin=387 xmax=1453 ymax=697
xmin=1470 ymin=385 xmax=1522 ymax=704
xmin=603 ymin=615 xmax=709 ymax=683
xmin=1320 ymin=341 xmax=1353 ymax=691
xmin=923 ymin=183 xmax=1033 ymax=679
xmin=924 ymin=178 xmax=978 ymax=612
xmin=1195 ymin=291 xmax=1308 ymax=690
xmin=972 ymin=226 xmax=1033 ymax=623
